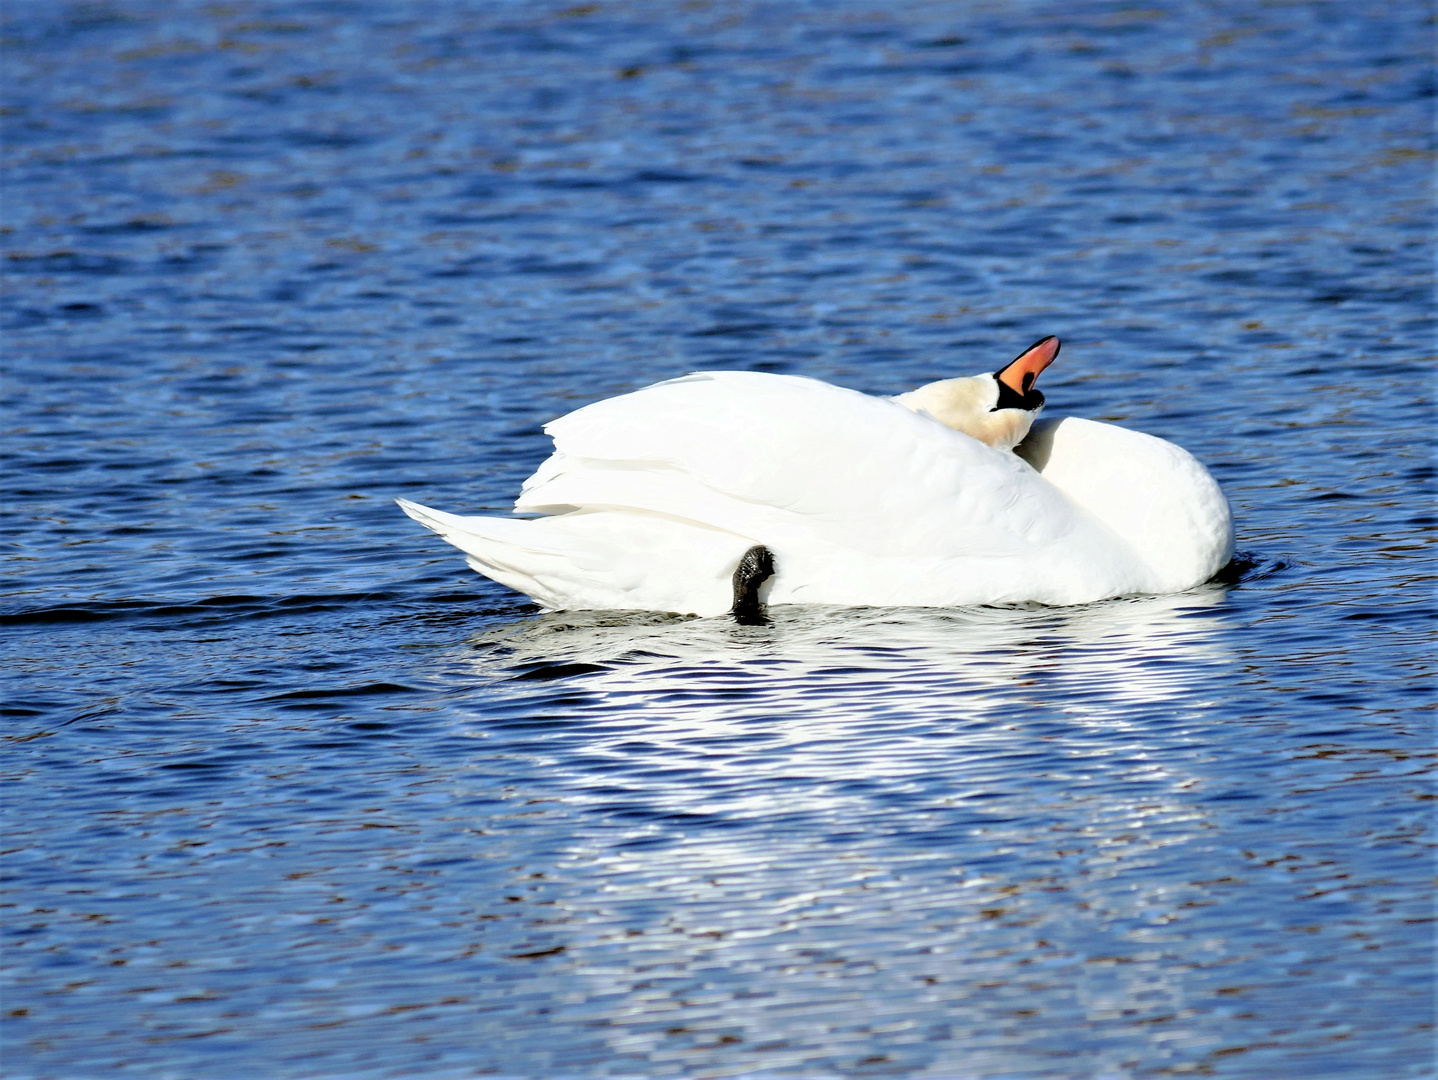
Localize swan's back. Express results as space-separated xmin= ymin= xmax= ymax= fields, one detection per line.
xmin=400 ymin=371 xmax=1231 ymax=613
xmin=515 ymin=372 xmax=1158 ymax=607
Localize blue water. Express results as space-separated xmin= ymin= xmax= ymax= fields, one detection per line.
xmin=3 ymin=1 xmax=1433 ymax=1077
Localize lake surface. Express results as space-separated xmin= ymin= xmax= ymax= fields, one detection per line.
xmin=3 ymin=1 xmax=1433 ymax=1077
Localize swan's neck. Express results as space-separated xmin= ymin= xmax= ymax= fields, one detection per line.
xmin=891 ymin=375 xmax=1037 ymax=450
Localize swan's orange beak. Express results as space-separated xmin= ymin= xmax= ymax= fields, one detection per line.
xmin=997 ymin=335 xmax=1059 ymax=396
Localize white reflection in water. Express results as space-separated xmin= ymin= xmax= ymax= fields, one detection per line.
xmin=467 ymin=583 xmax=1234 ymax=714
xmin=439 ymin=589 xmax=1244 ymax=1072
xmin=455 ymin=585 xmax=1237 ymax=804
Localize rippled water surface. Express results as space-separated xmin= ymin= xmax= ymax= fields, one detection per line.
xmin=3 ymin=1 xmax=1434 ymax=1077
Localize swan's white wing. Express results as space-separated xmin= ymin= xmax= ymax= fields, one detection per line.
xmin=516 ymin=372 xmax=1157 ymax=606
xmin=520 ymin=372 xmax=1051 ymax=554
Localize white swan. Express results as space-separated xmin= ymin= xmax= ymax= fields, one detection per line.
xmin=398 ymin=337 xmax=1233 ymax=617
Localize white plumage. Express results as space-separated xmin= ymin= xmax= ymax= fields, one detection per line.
xmin=397 ymin=367 xmax=1233 ymax=616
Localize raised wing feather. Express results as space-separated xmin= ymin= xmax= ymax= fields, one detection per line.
xmin=519 ymin=372 xmax=1082 ymax=560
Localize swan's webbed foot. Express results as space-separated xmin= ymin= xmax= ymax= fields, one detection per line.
xmin=730 ymin=545 xmax=775 ymax=626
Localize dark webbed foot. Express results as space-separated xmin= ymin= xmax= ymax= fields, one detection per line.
xmin=730 ymin=545 xmax=775 ymax=626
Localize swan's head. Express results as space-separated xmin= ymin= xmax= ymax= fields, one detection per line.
xmin=891 ymin=335 xmax=1059 ymax=451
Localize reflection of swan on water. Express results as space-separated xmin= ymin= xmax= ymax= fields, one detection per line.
xmin=450 ymin=586 xmax=1241 ymax=899
xmin=450 ymin=586 xmax=1244 ymax=1059
xmin=467 ymin=584 xmax=1237 ymax=715
xmin=399 ymin=337 xmax=1234 ymax=618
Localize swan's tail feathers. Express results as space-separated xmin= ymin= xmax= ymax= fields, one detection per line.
xmin=396 ymin=498 xmax=578 ymax=609
xmin=395 ymin=499 xmax=747 ymax=616
xmin=396 ymin=497 xmax=480 ymax=539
